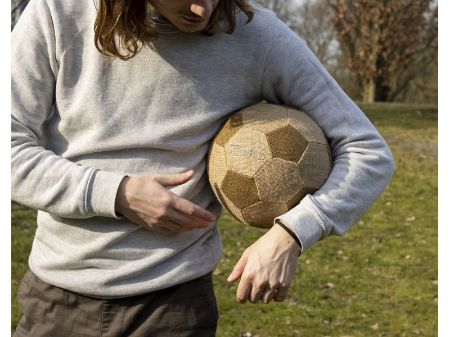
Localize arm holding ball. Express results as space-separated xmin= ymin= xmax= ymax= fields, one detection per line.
xmin=227 ymin=14 xmax=395 ymax=304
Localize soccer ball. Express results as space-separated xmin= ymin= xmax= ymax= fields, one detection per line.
xmin=207 ymin=103 xmax=332 ymax=228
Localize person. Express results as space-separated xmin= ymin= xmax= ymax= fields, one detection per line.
xmin=11 ymin=0 xmax=395 ymax=336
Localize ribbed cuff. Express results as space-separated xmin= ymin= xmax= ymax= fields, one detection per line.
xmin=274 ymin=219 xmax=303 ymax=256
xmin=86 ymin=170 xmax=127 ymax=219
xmin=274 ymin=195 xmax=326 ymax=252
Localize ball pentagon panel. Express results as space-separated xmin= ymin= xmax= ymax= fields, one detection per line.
xmin=266 ymin=124 xmax=308 ymax=163
xmin=211 ymin=181 xmax=245 ymax=223
xmin=242 ymin=201 xmax=289 ymax=228
xmin=221 ymin=170 xmax=260 ymax=210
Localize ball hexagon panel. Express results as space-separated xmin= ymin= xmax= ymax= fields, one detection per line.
xmin=266 ymin=124 xmax=308 ymax=163
xmin=212 ymin=182 xmax=245 ymax=223
xmin=224 ymin=128 xmax=271 ymax=177
xmin=240 ymin=103 xmax=290 ymax=133
xmin=254 ymin=158 xmax=303 ymax=204
xmin=298 ymin=142 xmax=332 ymax=189
xmin=287 ymin=109 xmax=327 ymax=144
xmin=242 ymin=201 xmax=289 ymax=228
xmin=221 ymin=170 xmax=260 ymax=210
xmin=207 ymin=142 xmax=228 ymax=186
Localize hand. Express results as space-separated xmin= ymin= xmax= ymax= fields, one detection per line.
xmin=115 ymin=170 xmax=217 ymax=234
xmin=227 ymin=223 xmax=301 ymax=304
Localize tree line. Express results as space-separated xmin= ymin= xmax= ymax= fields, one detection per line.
xmin=258 ymin=0 xmax=437 ymax=104
xmin=12 ymin=0 xmax=437 ymax=103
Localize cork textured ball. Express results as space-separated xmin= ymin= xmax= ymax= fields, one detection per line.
xmin=207 ymin=103 xmax=332 ymax=228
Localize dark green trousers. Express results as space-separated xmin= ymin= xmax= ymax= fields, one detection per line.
xmin=14 ymin=270 xmax=218 ymax=337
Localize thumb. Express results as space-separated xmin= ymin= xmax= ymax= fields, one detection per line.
xmin=227 ymin=249 xmax=249 ymax=283
xmin=153 ymin=170 xmax=194 ymax=187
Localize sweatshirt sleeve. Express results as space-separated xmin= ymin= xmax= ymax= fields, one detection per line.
xmin=11 ymin=0 xmax=125 ymax=219
xmin=261 ymin=12 xmax=395 ymax=252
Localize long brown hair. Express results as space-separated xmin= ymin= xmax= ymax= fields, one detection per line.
xmin=94 ymin=0 xmax=256 ymax=60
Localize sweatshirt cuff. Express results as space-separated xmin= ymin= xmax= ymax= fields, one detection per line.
xmin=86 ymin=169 xmax=127 ymax=219
xmin=274 ymin=195 xmax=326 ymax=252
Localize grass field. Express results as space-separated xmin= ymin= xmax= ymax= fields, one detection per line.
xmin=11 ymin=103 xmax=438 ymax=336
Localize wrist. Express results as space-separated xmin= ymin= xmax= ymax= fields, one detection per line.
xmin=274 ymin=220 xmax=303 ymax=256
xmin=115 ymin=176 xmax=131 ymax=215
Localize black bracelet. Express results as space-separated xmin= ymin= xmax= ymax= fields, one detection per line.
xmin=275 ymin=220 xmax=303 ymax=255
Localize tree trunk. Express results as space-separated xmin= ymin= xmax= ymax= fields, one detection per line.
xmin=375 ymin=76 xmax=391 ymax=102
xmin=362 ymin=78 xmax=375 ymax=103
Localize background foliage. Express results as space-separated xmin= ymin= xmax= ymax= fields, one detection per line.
xmin=257 ymin=0 xmax=437 ymax=104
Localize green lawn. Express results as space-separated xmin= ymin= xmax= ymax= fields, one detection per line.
xmin=12 ymin=103 xmax=438 ymax=336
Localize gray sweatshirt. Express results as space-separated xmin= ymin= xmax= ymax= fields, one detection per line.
xmin=11 ymin=0 xmax=395 ymax=298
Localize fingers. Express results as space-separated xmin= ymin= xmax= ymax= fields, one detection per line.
xmin=273 ymin=285 xmax=289 ymax=302
xmin=228 ymin=250 xmax=291 ymax=304
xmin=153 ymin=170 xmax=194 ymax=187
xmin=148 ymin=183 xmax=217 ymax=232
xmin=118 ymin=172 xmax=218 ymax=234
xmin=236 ymin=278 xmax=252 ymax=303
xmin=262 ymin=288 xmax=277 ymax=304
xmin=241 ymin=282 xmax=290 ymax=304
xmin=151 ymin=171 xmax=216 ymax=222
xmin=228 ymin=250 xmax=252 ymax=303
xmin=164 ymin=207 xmax=212 ymax=230
xmin=125 ymin=206 xmax=204 ymax=234
xmin=153 ymin=220 xmax=186 ymax=234
xmin=228 ymin=229 xmax=299 ymax=305
xmin=228 ymin=248 xmax=292 ymax=304
xmin=249 ymin=284 xmax=266 ymax=303
xmin=227 ymin=249 xmax=249 ymax=283
xmin=171 ymin=193 xmax=216 ymax=223
xmin=127 ymin=212 xmax=186 ymax=234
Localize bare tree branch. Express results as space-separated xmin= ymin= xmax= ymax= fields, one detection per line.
xmin=328 ymin=0 xmax=437 ymax=102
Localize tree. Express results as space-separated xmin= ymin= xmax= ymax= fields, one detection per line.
xmin=255 ymin=0 xmax=299 ymax=25
xmin=392 ymin=4 xmax=437 ymax=103
xmin=291 ymin=0 xmax=336 ymax=68
xmin=257 ymin=0 xmax=334 ymax=64
xmin=257 ymin=0 xmax=360 ymax=99
xmin=328 ymin=0 xmax=437 ymax=103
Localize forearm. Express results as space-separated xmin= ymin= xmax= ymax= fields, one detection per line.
xmin=274 ymin=136 xmax=394 ymax=251
xmin=276 ymin=74 xmax=395 ymax=250
xmin=262 ymin=14 xmax=395 ymax=251
xmin=11 ymin=122 xmax=125 ymax=218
